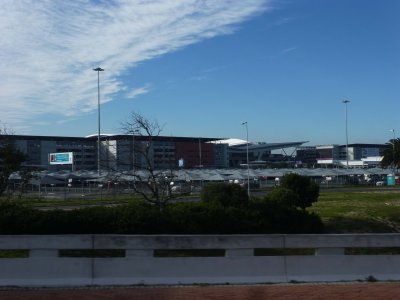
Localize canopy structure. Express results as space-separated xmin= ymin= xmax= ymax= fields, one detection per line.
xmin=11 ymin=167 xmax=393 ymax=187
xmin=146 ymin=168 xmax=389 ymax=182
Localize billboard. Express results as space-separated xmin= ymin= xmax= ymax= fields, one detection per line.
xmin=178 ymin=158 xmax=184 ymax=168
xmin=49 ymin=152 xmax=73 ymax=165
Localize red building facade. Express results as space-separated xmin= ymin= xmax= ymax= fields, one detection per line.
xmin=175 ymin=141 xmax=214 ymax=168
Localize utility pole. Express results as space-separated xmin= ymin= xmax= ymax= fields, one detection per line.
xmin=342 ymin=100 xmax=350 ymax=169
xmin=241 ymin=121 xmax=250 ymax=197
xmin=93 ymin=67 xmax=104 ymax=177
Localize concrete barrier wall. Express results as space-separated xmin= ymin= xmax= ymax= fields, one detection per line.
xmin=0 ymin=234 xmax=400 ymax=286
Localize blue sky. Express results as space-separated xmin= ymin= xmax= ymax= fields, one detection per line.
xmin=1 ymin=0 xmax=399 ymax=146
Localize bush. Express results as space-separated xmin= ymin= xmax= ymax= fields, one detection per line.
xmin=280 ymin=173 xmax=320 ymax=209
xmin=0 ymin=196 xmax=324 ymax=235
xmin=114 ymin=200 xmax=164 ymax=234
xmin=266 ymin=187 xmax=299 ymax=208
xmin=0 ymin=200 xmax=41 ymax=234
xmin=250 ymin=197 xmax=324 ymax=233
xmin=200 ymin=183 xmax=248 ymax=208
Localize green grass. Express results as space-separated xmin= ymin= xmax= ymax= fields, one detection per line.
xmin=0 ymin=250 xmax=29 ymax=258
xmin=308 ymin=190 xmax=400 ymax=233
xmin=1 ymin=194 xmax=142 ymax=208
xmin=2 ymin=193 xmax=198 ymax=209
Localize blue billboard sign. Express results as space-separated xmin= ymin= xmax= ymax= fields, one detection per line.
xmin=178 ymin=158 xmax=184 ymax=168
xmin=49 ymin=152 xmax=73 ymax=165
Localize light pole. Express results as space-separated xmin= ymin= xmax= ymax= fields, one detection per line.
xmin=342 ymin=100 xmax=350 ymax=169
xmin=198 ymin=137 xmax=202 ymax=168
xmin=390 ymin=129 xmax=396 ymax=176
xmin=241 ymin=121 xmax=250 ymax=197
xmin=93 ymin=67 xmax=104 ymax=177
xmin=132 ymin=128 xmax=140 ymax=171
xmin=132 ymin=128 xmax=139 ymax=189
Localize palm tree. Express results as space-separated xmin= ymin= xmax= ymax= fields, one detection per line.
xmin=381 ymin=138 xmax=400 ymax=171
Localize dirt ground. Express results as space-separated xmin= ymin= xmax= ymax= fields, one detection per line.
xmin=1 ymin=282 xmax=400 ymax=300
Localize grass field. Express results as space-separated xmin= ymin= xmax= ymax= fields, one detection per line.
xmin=308 ymin=190 xmax=400 ymax=233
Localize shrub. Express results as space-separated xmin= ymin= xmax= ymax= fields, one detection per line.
xmin=266 ymin=187 xmax=299 ymax=208
xmin=280 ymin=173 xmax=319 ymax=209
xmin=114 ymin=200 xmax=164 ymax=234
xmin=200 ymin=183 xmax=248 ymax=208
xmin=250 ymin=197 xmax=324 ymax=233
xmin=0 ymin=200 xmax=41 ymax=234
xmin=0 ymin=196 xmax=324 ymax=235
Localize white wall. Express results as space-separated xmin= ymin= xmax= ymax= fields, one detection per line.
xmin=0 ymin=234 xmax=400 ymax=287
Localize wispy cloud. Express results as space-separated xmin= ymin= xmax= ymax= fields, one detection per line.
xmin=190 ymin=65 xmax=230 ymax=81
xmin=273 ymin=16 xmax=295 ymax=26
xmin=281 ymin=46 xmax=297 ymax=54
xmin=0 ymin=0 xmax=271 ymax=130
xmin=190 ymin=75 xmax=208 ymax=81
xmin=126 ymin=85 xmax=150 ymax=99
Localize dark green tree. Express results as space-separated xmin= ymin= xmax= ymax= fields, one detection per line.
xmin=200 ymin=182 xmax=248 ymax=208
xmin=381 ymin=138 xmax=400 ymax=171
xmin=0 ymin=137 xmax=26 ymax=197
xmin=267 ymin=187 xmax=300 ymax=208
xmin=280 ymin=173 xmax=319 ymax=210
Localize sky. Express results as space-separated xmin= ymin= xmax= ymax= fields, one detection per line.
xmin=1 ymin=0 xmax=399 ymax=146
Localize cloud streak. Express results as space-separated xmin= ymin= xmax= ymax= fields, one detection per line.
xmin=281 ymin=46 xmax=297 ymax=54
xmin=126 ymin=85 xmax=150 ymax=99
xmin=0 ymin=0 xmax=270 ymax=130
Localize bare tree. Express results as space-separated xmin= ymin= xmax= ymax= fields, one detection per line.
xmin=120 ymin=112 xmax=177 ymax=210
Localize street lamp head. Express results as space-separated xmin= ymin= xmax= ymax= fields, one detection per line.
xmin=93 ymin=67 xmax=104 ymax=72
xmin=342 ymin=100 xmax=350 ymax=104
xmin=241 ymin=121 xmax=247 ymax=125
xmin=390 ymin=129 xmax=396 ymax=140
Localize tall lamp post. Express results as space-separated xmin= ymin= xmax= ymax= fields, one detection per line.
xmin=132 ymin=128 xmax=140 ymax=189
xmin=342 ymin=100 xmax=350 ymax=169
xmin=390 ymin=129 xmax=396 ymax=176
xmin=132 ymin=129 xmax=140 ymax=171
xmin=93 ymin=67 xmax=104 ymax=177
xmin=241 ymin=121 xmax=250 ymax=197
xmin=198 ymin=137 xmax=202 ymax=168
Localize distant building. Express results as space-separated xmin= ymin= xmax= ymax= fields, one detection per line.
xmin=295 ymin=146 xmax=318 ymax=165
xmin=316 ymin=145 xmax=341 ymax=165
xmin=314 ymin=143 xmax=388 ymax=167
xmin=5 ymin=134 xmax=367 ymax=170
xmin=0 ymin=135 xmax=97 ymax=170
xmin=0 ymin=134 xmax=230 ymax=171
xmin=212 ymin=139 xmax=308 ymax=167
xmin=101 ymin=135 xmax=228 ymax=170
xmin=346 ymin=143 xmax=388 ymax=161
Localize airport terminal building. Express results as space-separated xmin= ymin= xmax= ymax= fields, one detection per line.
xmin=0 ymin=135 xmax=226 ymax=170
xmin=0 ymin=134 xmax=388 ymax=171
xmin=314 ymin=144 xmax=388 ymax=167
xmin=0 ymin=134 xmax=308 ymax=171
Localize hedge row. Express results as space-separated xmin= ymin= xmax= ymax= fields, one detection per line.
xmin=0 ymin=199 xmax=324 ymax=235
